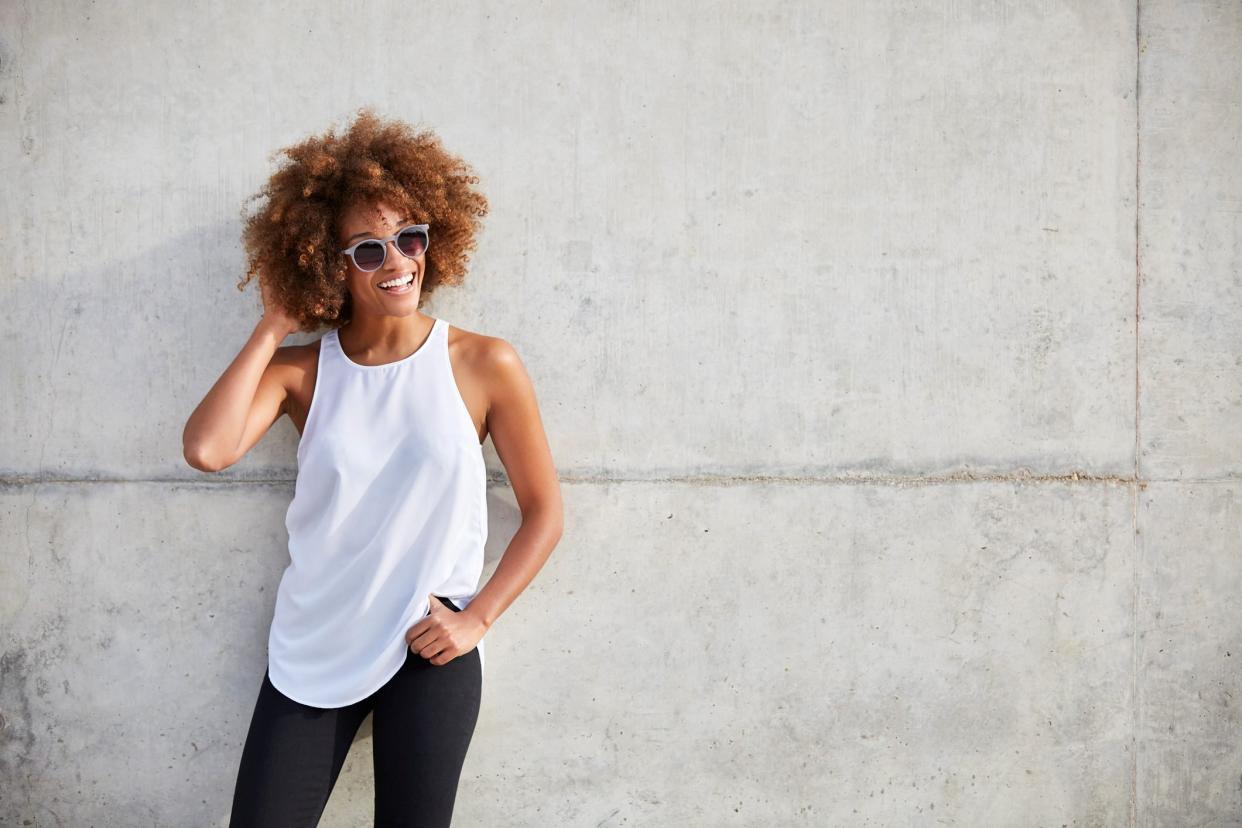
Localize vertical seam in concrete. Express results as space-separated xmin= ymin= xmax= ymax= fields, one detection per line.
xmin=1131 ymin=0 xmax=1143 ymax=825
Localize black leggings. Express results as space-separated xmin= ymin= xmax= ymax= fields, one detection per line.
xmin=229 ymin=596 xmax=482 ymax=827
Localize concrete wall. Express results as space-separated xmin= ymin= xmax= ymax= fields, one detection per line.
xmin=1 ymin=1 xmax=1238 ymax=825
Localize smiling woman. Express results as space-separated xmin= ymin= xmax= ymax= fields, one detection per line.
xmin=181 ymin=106 xmax=564 ymax=827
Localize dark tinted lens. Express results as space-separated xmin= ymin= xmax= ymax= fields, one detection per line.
xmin=397 ymin=227 xmax=427 ymax=257
xmin=352 ymin=240 xmax=385 ymax=270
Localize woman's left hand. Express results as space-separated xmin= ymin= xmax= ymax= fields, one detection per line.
xmin=406 ymin=594 xmax=487 ymax=665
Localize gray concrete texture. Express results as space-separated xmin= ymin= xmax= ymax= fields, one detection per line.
xmin=0 ymin=0 xmax=1237 ymax=825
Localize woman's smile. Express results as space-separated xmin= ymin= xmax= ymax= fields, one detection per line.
xmin=377 ymin=272 xmax=416 ymax=294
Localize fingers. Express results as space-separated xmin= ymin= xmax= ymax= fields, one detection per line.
xmin=409 ymin=637 xmax=456 ymax=665
xmin=406 ymin=601 xmax=458 ymax=664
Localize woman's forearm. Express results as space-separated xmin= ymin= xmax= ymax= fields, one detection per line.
xmin=464 ymin=506 xmax=563 ymax=630
xmin=182 ymin=317 xmax=290 ymax=471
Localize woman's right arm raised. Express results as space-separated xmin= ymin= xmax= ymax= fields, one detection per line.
xmin=182 ymin=275 xmax=303 ymax=473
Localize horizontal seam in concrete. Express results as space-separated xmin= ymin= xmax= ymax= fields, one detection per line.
xmin=4 ymin=472 xmax=1236 ymax=488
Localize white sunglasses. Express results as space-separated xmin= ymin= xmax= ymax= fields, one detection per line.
xmin=339 ymin=224 xmax=430 ymax=272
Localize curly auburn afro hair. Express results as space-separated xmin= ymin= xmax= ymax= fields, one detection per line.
xmin=236 ymin=107 xmax=489 ymax=330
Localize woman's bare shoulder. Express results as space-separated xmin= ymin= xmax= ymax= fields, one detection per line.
xmin=268 ymin=336 xmax=325 ymax=419
xmin=268 ymin=337 xmax=322 ymax=377
xmin=447 ymin=325 xmax=530 ymax=402
xmin=445 ymin=322 xmax=520 ymax=366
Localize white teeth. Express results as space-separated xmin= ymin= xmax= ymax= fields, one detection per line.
xmin=378 ymin=273 xmax=414 ymax=288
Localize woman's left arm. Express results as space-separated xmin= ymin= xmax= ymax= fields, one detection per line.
xmin=461 ymin=337 xmax=564 ymax=631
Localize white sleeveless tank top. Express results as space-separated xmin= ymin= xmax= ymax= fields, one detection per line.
xmin=267 ymin=317 xmax=487 ymax=708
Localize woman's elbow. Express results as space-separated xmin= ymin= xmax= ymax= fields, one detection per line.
xmin=183 ymin=443 xmax=228 ymax=473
